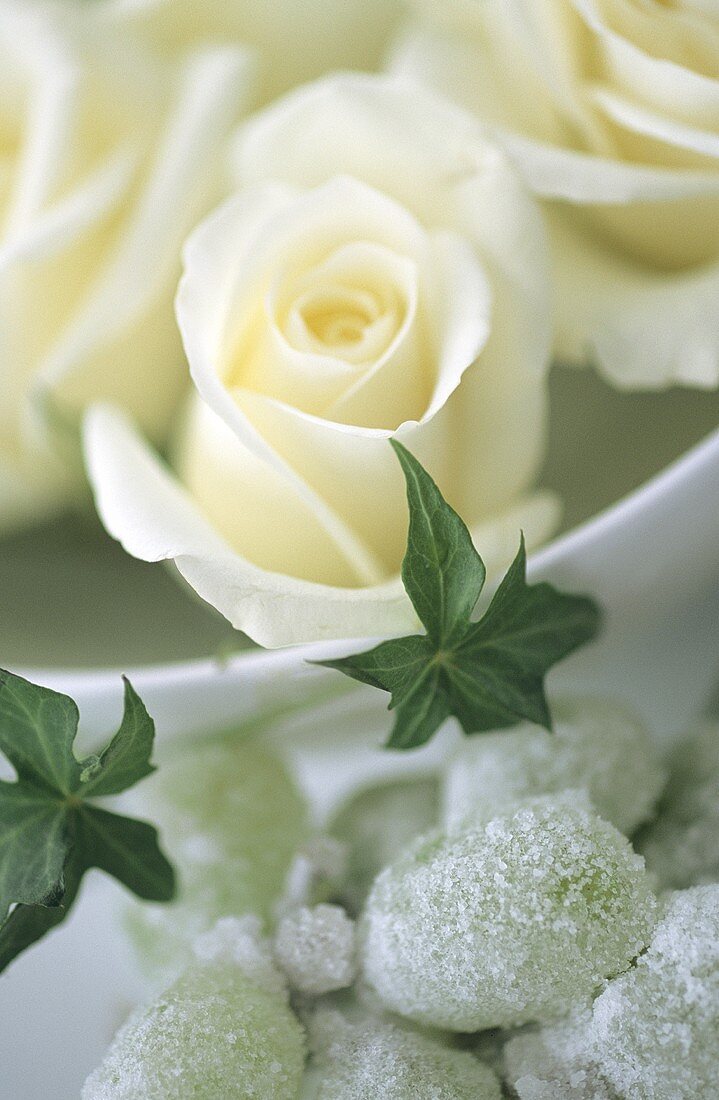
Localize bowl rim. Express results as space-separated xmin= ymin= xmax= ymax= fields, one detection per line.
xmin=22 ymin=421 xmax=719 ymax=691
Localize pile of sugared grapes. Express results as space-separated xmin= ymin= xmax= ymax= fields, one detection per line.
xmin=84 ymin=699 xmax=719 ymax=1099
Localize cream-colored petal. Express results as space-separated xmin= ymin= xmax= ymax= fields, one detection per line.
xmin=391 ymin=17 xmax=575 ymax=146
xmin=233 ymin=73 xmax=486 ymax=226
xmin=177 ymin=177 xmax=442 ymax=581
xmin=501 ymin=131 xmax=719 ymax=203
xmin=256 ymin=240 xmax=427 ymax=426
xmin=468 ymin=491 xmax=562 ymax=584
xmin=0 ymin=147 xmax=136 ymax=440
xmin=590 ymin=85 xmax=719 ymax=162
xmin=573 ymin=0 xmax=719 ymax=88
xmin=84 ymin=404 xmax=557 ymax=647
xmin=230 ymin=390 xmax=409 ymax=576
xmin=571 ymin=0 xmax=719 ymax=130
xmin=549 ymin=209 xmax=719 ymax=388
xmin=83 ymin=403 xmax=418 ymax=647
xmin=33 ymin=45 xmax=254 ymax=440
xmin=420 ymin=230 xmax=492 ymax=422
xmin=174 ymin=395 xmax=387 ymax=587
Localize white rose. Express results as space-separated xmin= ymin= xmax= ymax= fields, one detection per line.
xmin=99 ymin=0 xmax=404 ymax=103
xmin=0 ymin=1 xmax=252 ymax=532
xmin=395 ymin=0 xmax=719 ymax=389
xmin=85 ymin=76 xmax=558 ymax=647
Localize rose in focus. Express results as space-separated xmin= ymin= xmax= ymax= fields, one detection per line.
xmin=396 ymin=0 xmax=719 ymax=389
xmin=85 ymin=76 xmax=558 ymax=647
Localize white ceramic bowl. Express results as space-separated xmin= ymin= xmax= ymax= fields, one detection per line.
xmin=2 ymin=423 xmax=719 ymax=1098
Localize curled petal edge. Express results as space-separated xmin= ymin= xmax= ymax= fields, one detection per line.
xmin=83 ymin=404 xmax=560 ymax=647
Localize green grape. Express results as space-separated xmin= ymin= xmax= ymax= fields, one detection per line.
xmin=639 ymin=720 xmax=719 ymax=888
xmin=443 ymin=696 xmax=664 ymax=835
xmin=303 ymin=1010 xmax=501 ymax=1099
xmin=361 ymin=795 xmax=657 ymax=1031
xmin=504 ymin=1011 xmax=613 ymax=1100
xmin=329 ymin=777 xmax=439 ymax=911
xmin=125 ymin=738 xmax=308 ymax=978
xmin=82 ymin=918 xmax=305 ymax=1100
xmin=506 ymin=886 xmax=719 ymax=1100
xmin=274 ymin=904 xmax=356 ymax=995
xmin=589 ymin=886 xmax=719 ymax=1099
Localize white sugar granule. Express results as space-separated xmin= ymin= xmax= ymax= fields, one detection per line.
xmin=274 ymin=904 xmax=356 ymax=995
xmin=361 ymin=795 xmax=657 ymax=1031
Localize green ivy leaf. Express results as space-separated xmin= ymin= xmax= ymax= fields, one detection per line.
xmin=319 ymin=442 xmax=601 ymax=750
xmin=0 ymin=671 xmax=174 ymax=973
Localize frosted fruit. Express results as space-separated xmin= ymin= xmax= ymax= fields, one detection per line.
xmin=303 ymin=1010 xmax=502 ymax=1099
xmin=505 ymin=886 xmax=719 ymax=1100
xmin=443 ymin=697 xmax=664 ymax=834
xmin=274 ymin=904 xmax=356 ymax=995
xmin=503 ymin=1012 xmax=613 ymax=1100
xmin=639 ymin=720 xmax=719 ymax=888
xmin=82 ymin=918 xmax=305 ymax=1100
xmin=361 ymin=796 xmax=657 ymax=1030
xmin=330 ymin=777 xmax=439 ymax=911
xmin=588 ymin=886 xmax=719 ymax=1099
xmin=125 ymin=738 xmax=308 ymax=976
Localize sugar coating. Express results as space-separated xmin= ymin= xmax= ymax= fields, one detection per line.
xmin=442 ymin=697 xmax=664 ymax=835
xmin=125 ymin=739 xmax=308 ymax=978
xmin=639 ymin=720 xmax=719 ymax=888
xmin=82 ymin=919 xmax=305 ymax=1100
xmin=274 ymin=905 xmax=356 ymax=995
xmin=504 ymin=1014 xmax=616 ymax=1100
xmin=361 ymin=795 xmax=657 ymax=1031
xmin=303 ymin=1010 xmax=502 ymax=1099
xmin=587 ymin=886 xmax=719 ymax=1099
xmin=330 ymin=778 xmax=439 ymax=911
xmin=505 ymin=886 xmax=719 ymax=1100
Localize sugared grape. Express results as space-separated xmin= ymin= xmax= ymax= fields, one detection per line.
xmin=125 ymin=738 xmax=308 ymax=977
xmin=82 ymin=918 xmax=305 ymax=1099
xmin=303 ymin=1010 xmax=501 ymax=1099
xmin=274 ymin=904 xmax=356 ymax=995
xmin=361 ymin=795 xmax=656 ymax=1030
xmin=443 ymin=697 xmax=664 ymax=835
xmin=588 ymin=886 xmax=719 ymax=1099
xmin=504 ymin=1012 xmax=613 ymax=1099
xmin=505 ymin=886 xmax=719 ymax=1099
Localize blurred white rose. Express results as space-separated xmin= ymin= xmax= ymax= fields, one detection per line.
xmin=85 ymin=76 xmax=558 ymax=648
xmin=99 ymin=0 xmax=404 ymax=103
xmin=0 ymin=1 xmax=252 ymax=532
xmin=395 ymin=0 xmax=719 ymax=389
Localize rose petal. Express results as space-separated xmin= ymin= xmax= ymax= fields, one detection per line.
xmin=84 ymin=402 xmax=558 ymax=646
xmin=549 ymin=210 xmax=719 ymax=389
xmin=32 ymin=44 xmax=254 ymax=442
xmin=83 ymin=402 xmax=417 ymax=646
xmin=175 ymin=394 xmax=388 ymax=587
